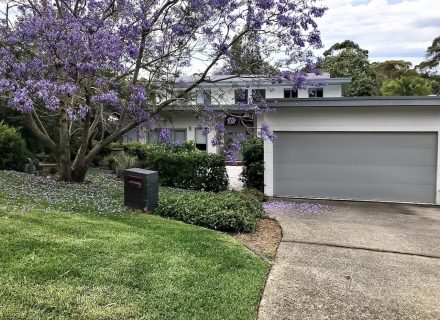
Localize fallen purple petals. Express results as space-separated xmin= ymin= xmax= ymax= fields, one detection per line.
xmin=0 ymin=169 xmax=126 ymax=216
xmin=263 ymin=200 xmax=332 ymax=215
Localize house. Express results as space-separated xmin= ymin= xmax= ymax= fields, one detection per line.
xmin=261 ymin=96 xmax=440 ymax=205
xmin=124 ymin=72 xmax=440 ymax=205
xmin=123 ymin=72 xmax=351 ymax=159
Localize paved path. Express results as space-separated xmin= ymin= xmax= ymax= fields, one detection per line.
xmin=226 ymin=165 xmax=243 ymax=190
xmin=259 ymin=199 xmax=440 ymax=320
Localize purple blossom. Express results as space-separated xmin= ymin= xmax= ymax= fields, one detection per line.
xmin=258 ymin=123 xmax=277 ymax=142
xmin=226 ymin=117 xmax=236 ymax=125
xmin=93 ymin=91 xmax=120 ymax=108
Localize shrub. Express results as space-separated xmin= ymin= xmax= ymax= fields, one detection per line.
xmin=155 ymin=188 xmax=264 ymax=232
xmin=0 ymin=124 xmax=27 ymax=171
xmin=102 ymin=154 xmax=138 ymax=177
xmin=241 ymin=137 xmax=264 ymax=192
xmin=241 ymin=188 xmax=267 ymax=202
xmin=124 ymin=142 xmax=228 ymax=192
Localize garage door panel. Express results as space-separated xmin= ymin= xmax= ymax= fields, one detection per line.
xmin=273 ymin=132 xmax=437 ymax=203
xmin=279 ymin=147 xmax=437 ymax=167
xmin=275 ymin=132 xmax=437 ymax=149
xmin=274 ymin=180 xmax=435 ymax=203
xmin=274 ymin=164 xmax=435 ymax=185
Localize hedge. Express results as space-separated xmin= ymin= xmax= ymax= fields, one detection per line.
xmin=241 ymin=137 xmax=264 ymax=192
xmin=155 ymin=187 xmax=264 ymax=232
xmin=0 ymin=124 xmax=27 ymax=171
xmin=124 ymin=142 xmax=228 ymax=192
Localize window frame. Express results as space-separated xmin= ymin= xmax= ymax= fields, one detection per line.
xmin=308 ymin=88 xmax=324 ymax=98
xmin=234 ymin=88 xmax=249 ymax=104
xmin=284 ymin=89 xmax=298 ymax=98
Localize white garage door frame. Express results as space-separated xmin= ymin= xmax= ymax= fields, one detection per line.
xmin=269 ymin=131 xmax=438 ymax=204
xmin=262 ymin=106 xmax=440 ymax=205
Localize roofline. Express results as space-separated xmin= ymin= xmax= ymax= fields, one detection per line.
xmin=178 ymin=78 xmax=352 ymax=88
xmin=266 ymin=96 xmax=440 ymax=107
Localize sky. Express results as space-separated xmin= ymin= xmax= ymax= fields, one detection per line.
xmin=318 ymin=0 xmax=440 ymax=66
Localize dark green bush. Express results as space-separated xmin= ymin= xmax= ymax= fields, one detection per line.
xmin=241 ymin=137 xmax=264 ymax=192
xmin=124 ymin=142 xmax=228 ymax=192
xmin=0 ymin=124 xmax=27 ymax=170
xmin=155 ymin=188 xmax=264 ymax=232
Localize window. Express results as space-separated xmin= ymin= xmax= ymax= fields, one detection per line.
xmin=251 ymin=89 xmax=266 ymax=103
xmin=235 ymin=89 xmax=248 ymax=104
xmin=196 ymin=89 xmax=211 ymax=105
xmin=148 ymin=128 xmax=160 ymax=143
xmin=173 ymin=129 xmax=187 ymax=143
xmin=195 ymin=128 xmax=207 ymax=151
xmin=284 ymin=89 xmax=298 ymax=98
xmin=147 ymin=128 xmax=187 ymax=144
xmin=308 ymin=88 xmax=324 ymax=98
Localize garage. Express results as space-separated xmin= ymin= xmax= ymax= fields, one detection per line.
xmin=262 ymin=97 xmax=440 ymax=204
xmin=273 ymin=131 xmax=437 ymax=203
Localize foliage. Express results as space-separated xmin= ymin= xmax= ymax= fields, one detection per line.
xmin=372 ymin=60 xmax=417 ymax=82
xmin=155 ymin=188 xmax=264 ymax=232
xmin=124 ymin=142 xmax=228 ymax=192
xmin=241 ymin=187 xmax=268 ymax=202
xmin=323 ymin=40 xmax=380 ymax=96
xmin=241 ymin=137 xmax=264 ymax=192
xmin=0 ymin=123 xmax=27 ymax=170
xmin=418 ymin=35 xmax=440 ymax=72
xmin=0 ymin=170 xmax=268 ymax=319
xmin=225 ymin=35 xmax=277 ymax=75
xmin=418 ymin=36 xmax=440 ymax=95
xmin=0 ymin=0 xmax=326 ymax=182
xmin=103 ymin=153 xmax=138 ymax=178
xmin=380 ymin=76 xmax=433 ymax=96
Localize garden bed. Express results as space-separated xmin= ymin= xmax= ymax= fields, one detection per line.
xmin=234 ymin=218 xmax=282 ymax=260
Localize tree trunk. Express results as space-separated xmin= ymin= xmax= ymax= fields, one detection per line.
xmin=71 ymin=161 xmax=89 ymax=182
xmin=58 ymin=106 xmax=72 ymax=181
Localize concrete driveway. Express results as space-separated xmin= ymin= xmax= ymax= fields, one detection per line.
xmin=259 ymin=200 xmax=440 ymax=320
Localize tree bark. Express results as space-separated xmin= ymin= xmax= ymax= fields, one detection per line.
xmin=58 ymin=105 xmax=71 ymax=180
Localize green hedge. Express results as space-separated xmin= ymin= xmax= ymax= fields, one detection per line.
xmin=124 ymin=142 xmax=228 ymax=192
xmin=155 ymin=188 xmax=264 ymax=232
xmin=0 ymin=124 xmax=27 ymax=171
xmin=241 ymin=137 xmax=264 ymax=192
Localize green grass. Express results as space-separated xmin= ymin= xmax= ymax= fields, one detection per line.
xmin=0 ymin=169 xmax=268 ymax=320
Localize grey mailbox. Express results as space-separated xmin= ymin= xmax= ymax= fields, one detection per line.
xmin=124 ymin=168 xmax=159 ymax=211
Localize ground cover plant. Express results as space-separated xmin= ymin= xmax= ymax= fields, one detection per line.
xmin=0 ymin=169 xmax=268 ymax=319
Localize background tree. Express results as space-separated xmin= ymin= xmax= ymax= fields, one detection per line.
xmin=372 ymin=60 xmax=417 ymax=82
xmin=0 ymin=0 xmax=326 ymax=182
xmin=323 ymin=40 xmax=379 ymax=96
xmin=380 ymin=76 xmax=432 ymax=96
xmin=225 ymin=34 xmax=277 ymax=75
xmin=418 ymin=35 xmax=440 ymax=95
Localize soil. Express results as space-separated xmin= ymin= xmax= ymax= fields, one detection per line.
xmin=234 ymin=218 xmax=282 ymax=261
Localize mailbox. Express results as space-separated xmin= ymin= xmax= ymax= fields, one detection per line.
xmin=124 ymin=168 xmax=159 ymax=211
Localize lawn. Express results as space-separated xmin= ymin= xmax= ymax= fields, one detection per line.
xmin=0 ymin=169 xmax=268 ymax=320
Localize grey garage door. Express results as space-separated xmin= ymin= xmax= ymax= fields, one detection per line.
xmin=273 ymin=132 xmax=437 ymax=203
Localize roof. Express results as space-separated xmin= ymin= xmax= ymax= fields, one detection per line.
xmin=176 ymin=73 xmax=352 ymax=88
xmin=266 ymin=96 xmax=440 ymax=108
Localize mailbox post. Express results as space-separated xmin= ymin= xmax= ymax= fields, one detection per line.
xmin=124 ymin=168 xmax=159 ymax=211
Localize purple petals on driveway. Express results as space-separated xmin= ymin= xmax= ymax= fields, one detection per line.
xmin=263 ymin=200 xmax=332 ymax=215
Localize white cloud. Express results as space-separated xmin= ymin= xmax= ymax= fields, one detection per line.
xmin=316 ymin=0 xmax=440 ymax=65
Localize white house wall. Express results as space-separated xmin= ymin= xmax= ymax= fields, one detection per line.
xmin=260 ymin=106 xmax=440 ymax=204
xmin=197 ymin=84 xmax=343 ymax=104
xmin=323 ymin=85 xmax=342 ymax=97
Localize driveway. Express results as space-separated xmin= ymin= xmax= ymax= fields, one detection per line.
xmin=259 ymin=200 xmax=440 ymax=320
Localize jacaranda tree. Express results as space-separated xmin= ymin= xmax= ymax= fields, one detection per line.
xmin=0 ymin=0 xmax=326 ymax=181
